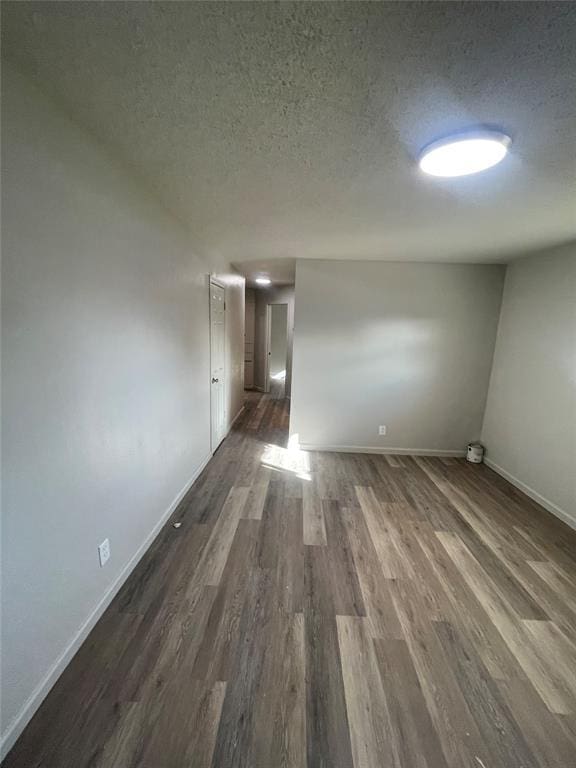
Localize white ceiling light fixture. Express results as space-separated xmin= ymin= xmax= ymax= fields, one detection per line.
xmin=255 ymin=277 xmax=271 ymax=285
xmin=418 ymin=129 xmax=511 ymax=178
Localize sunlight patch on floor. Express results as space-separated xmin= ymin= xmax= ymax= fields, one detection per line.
xmin=261 ymin=433 xmax=311 ymax=480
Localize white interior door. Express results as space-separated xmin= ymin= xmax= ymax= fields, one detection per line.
xmin=210 ymin=281 xmax=226 ymax=452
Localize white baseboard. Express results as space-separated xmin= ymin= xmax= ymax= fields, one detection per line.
xmin=484 ymin=457 xmax=576 ymax=532
xmin=227 ymin=404 xmax=245 ymax=432
xmin=297 ymin=443 xmax=466 ymax=457
xmin=0 ymin=452 xmax=212 ymax=761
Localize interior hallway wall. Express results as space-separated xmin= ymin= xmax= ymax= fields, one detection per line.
xmin=1 ymin=64 xmax=244 ymax=756
xmin=481 ymin=242 xmax=576 ymax=527
xmin=254 ymin=285 xmax=295 ymax=396
xmin=290 ymin=259 xmax=505 ymax=453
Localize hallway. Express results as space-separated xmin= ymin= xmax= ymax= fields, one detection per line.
xmin=5 ymin=391 xmax=576 ymax=768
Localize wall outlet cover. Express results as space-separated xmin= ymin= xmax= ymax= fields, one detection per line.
xmin=379 ymin=425 xmax=387 ymax=435
xmin=98 ymin=538 xmax=111 ymax=567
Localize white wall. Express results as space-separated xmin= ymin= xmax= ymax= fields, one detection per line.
xmin=254 ymin=285 xmax=295 ymax=396
xmin=291 ymin=259 xmax=504 ymax=453
xmin=0 ymin=65 xmax=244 ymax=755
xmin=481 ymin=244 xmax=576 ymax=527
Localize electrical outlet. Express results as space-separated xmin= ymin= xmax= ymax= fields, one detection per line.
xmin=378 ymin=425 xmax=387 ymax=436
xmin=98 ymin=538 xmax=111 ymax=567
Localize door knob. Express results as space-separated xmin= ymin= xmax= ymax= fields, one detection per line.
xmin=212 ymin=377 xmax=219 ymax=383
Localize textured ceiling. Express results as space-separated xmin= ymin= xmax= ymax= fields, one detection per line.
xmin=2 ymin=1 xmax=576 ymax=265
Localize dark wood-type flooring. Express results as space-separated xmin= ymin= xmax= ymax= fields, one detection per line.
xmin=4 ymin=391 xmax=576 ymax=767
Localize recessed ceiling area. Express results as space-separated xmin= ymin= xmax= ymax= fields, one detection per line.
xmin=236 ymin=259 xmax=296 ymax=288
xmin=3 ymin=2 xmax=575 ymax=265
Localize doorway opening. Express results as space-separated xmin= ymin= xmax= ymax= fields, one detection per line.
xmin=266 ymin=303 xmax=288 ymax=398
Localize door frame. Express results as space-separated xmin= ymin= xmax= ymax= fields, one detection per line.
xmin=209 ymin=276 xmax=226 ymax=453
xmin=264 ymin=301 xmax=288 ymax=394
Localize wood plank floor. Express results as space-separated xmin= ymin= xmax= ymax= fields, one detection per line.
xmin=4 ymin=391 xmax=576 ymax=768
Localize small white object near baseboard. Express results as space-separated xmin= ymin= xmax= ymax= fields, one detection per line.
xmin=484 ymin=457 xmax=576 ymax=532
xmin=0 ymin=452 xmax=212 ymax=761
xmin=297 ymin=443 xmax=466 ymax=457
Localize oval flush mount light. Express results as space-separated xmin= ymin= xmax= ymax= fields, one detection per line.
xmin=419 ymin=129 xmax=511 ymax=177
xmin=255 ymin=277 xmax=271 ymax=285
